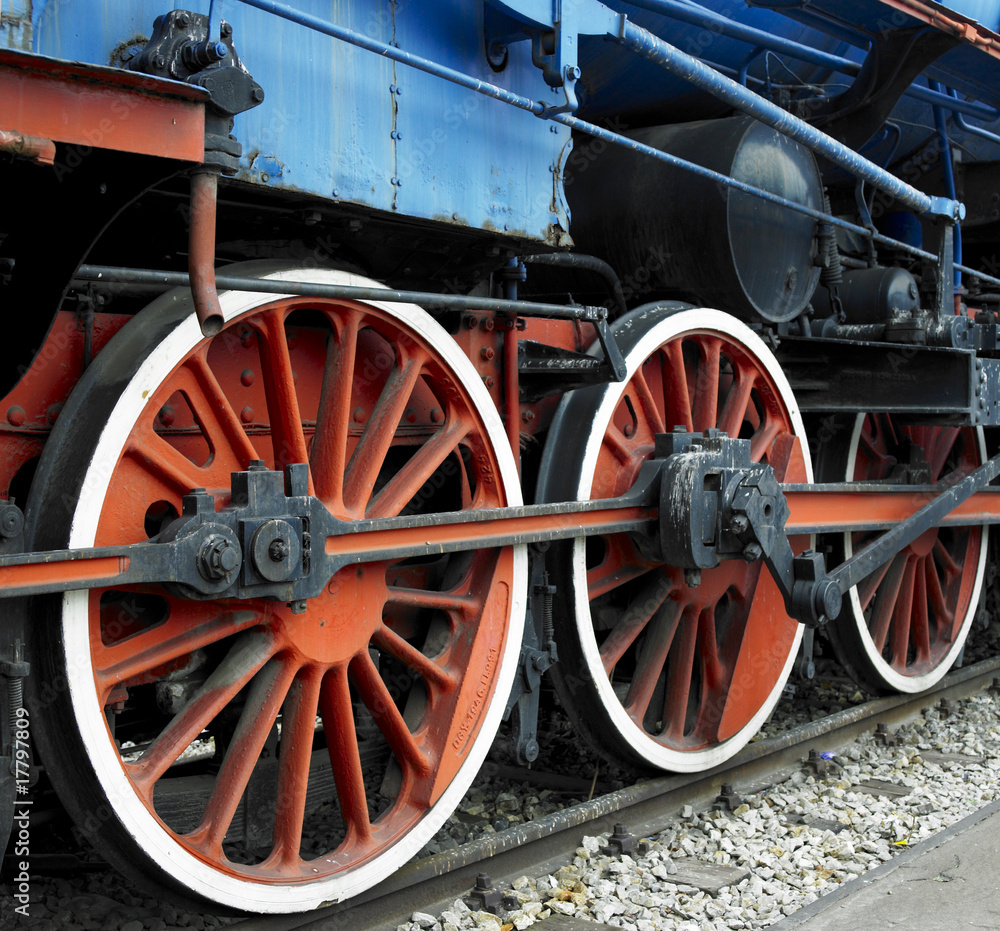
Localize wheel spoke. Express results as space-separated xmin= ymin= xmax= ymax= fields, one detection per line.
xmin=311 ymin=310 xmax=362 ymax=509
xmin=181 ymin=350 xmax=261 ymax=471
xmin=599 ymin=570 xmax=674 ymax=673
xmin=385 ymin=586 xmax=475 ymax=612
xmin=128 ymin=630 xmax=276 ymax=793
xmin=587 ymin=537 xmax=655 ymax=599
xmin=254 ymin=312 xmax=313 ymax=483
xmin=94 ymin=603 xmax=264 ymax=700
xmin=888 ymin=558 xmax=916 ymax=667
xmin=268 ymin=665 xmax=323 ymax=863
xmin=696 ymin=607 xmax=723 ymax=692
xmin=367 ymin=416 xmax=471 ymax=519
xmin=603 ymin=428 xmax=637 ymax=466
xmin=372 ymin=625 xmax=456 ymax=694
xmin=911 ymin=558 xmax=932 ymax=664
xmin=928 ymin=426 xmax=960 ymax=481
xmin=924 ymin=548 xmax=955 ymax=638
xmin=749 ymin=416 xmax=783 ymax=462
xmin=662 ymin=606 xmax=699 ymax=742
xmin=630 ymin=370 xmax=666 ymax=437
xmin=662 ymin=342 xmax=693 ymax=431
xmin=351 ymin=651 xmax=431 ymax=779
xmin=933 ymin=536 xmax=962 ymax=579
xmin=343 ymin=351 xmax=426 ymax=515
xmin=868 ymin=553 xmax=907 ymax=652
xmin=856 ymin=558 xmax=893 ymax=613
xmin=187 ymin=656 xmax=298 ymax=852
xmin=718 ymin=364 xmax=756 ymax=439
xmin=692 ymin=338 xmax=721 ymax=433
xmin=123 ymin=427 xmax=208 ymax=499
xmin=623 ymin=597 xmax=683 ymax=721
xmin=319 ymin=666 xmax=372 ymax=844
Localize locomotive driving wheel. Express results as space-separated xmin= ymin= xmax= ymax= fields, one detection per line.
xmin=817 ymin=415 xmax=987 ymax=694
xmin=26 ymin=265 xmax=526 ymax=912
xmin=537 ymin=305 xmax=811 ymax=772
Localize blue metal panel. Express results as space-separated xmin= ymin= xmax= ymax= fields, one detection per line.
xmin=28 ymin=0 xmax=571 ymax=245
xmin=943 ymin=0 xmax=1000 ymax=30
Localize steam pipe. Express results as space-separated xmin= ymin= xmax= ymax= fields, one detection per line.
xmin=188 ymin=171 xmax=225 ymax=337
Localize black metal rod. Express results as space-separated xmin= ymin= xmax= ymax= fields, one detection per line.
xmin=832 ymin=451 xmax=1000 ymax=593
xmin=74 ymin=265 xmax=608 ymax=323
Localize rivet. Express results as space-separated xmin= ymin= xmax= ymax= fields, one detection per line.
xmin=46 ymin=403 xmax=62 ymax=425
xmin=430 ymin=408 xmax=444 ymax=423
xmin=353 ymin=407 xmax=367 ymax=423
xmin=240 ymin=368 xmax=255 ymax=386
xmin=239 ymin=328 xmax=254 ymax=347
xmin=240 ymin=406 xmax=254 ymax=424
xmin=405 ymin=407 xmax=417 ymax=423
xmin=159 ymin=405 xmax=175 ymax=426
xmin=6 ymin=406 xmax=24 ymax=427
xmin=623 ymin=423 xmax=634 ymax=437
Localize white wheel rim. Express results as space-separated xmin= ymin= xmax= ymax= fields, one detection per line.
xmin=59 ymin=268 xmax=527 ymax=911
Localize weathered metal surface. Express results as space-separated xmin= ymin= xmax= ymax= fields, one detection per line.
xmin=0 ymin=48 xmax=205 ymax=161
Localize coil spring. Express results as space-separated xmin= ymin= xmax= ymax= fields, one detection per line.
xmin=819 ymin=190 xmax=844 ymax=289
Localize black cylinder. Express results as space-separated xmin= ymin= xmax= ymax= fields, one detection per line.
xmin=811 ymin=266 xmax=920 ymax=324
xmin=567 ymin=115 xmax=823 ymax=323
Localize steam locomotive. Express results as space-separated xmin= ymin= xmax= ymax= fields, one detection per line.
xmin=2 ymin=0 xmax=1000 ymax=913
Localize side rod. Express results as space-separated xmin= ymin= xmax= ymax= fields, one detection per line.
xmin=0 ymin=462 xmax=998 ymax=599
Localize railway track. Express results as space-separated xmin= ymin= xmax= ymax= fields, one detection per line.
xmin=224 ymin=655 xmax=1000 ymax=931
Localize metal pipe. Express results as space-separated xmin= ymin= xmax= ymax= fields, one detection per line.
xmin=188 ymin=171 xmax=224 ymax=337
xmin=616 ymin=19 xmax=963 ymax=220
xmin=501 ymin=258 xmax=522 ymax=474
xmin=521 ymin=253 xmax=629 ymax=318
xmin=74 ymin=265 xmax=611 ymax=323
xmin=929 ymin=81 xmax=963 ymax=299
xmin=623 ymin=0 xmax=999 ymax=120
xmin=947 ymin=87 xmax=1000 ymax=146
xmin=208 ymin=0 xmax=224 ymax=39
xmin=0 ymin=129 xmax=55 ymax=166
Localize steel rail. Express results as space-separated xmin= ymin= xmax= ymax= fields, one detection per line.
xmin=225 ymin=656 xmax=1000 ymax=931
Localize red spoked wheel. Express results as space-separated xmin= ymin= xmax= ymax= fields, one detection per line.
xmin=26 ymin=265 xmax=526 ymax=912
xmin=818 ymin=415 xmax=987 ymax=694
xmin=536 ymin=306 xmax=811 ymax=772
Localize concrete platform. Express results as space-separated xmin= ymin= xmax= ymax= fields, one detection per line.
xmin=771 ymin=798 xmax=1000 ymax=930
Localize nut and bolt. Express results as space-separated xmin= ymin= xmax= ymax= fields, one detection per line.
xmin=200 ymin=535 xmax=241 ymax=580
xmin=268 ymin=539 xmax=291 ymax=563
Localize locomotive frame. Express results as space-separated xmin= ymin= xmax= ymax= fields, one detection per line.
xmin=4 ymin=0 xmax=1000 ymax=914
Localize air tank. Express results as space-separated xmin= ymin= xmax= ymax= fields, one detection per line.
xmin=567 ymin=115 xmax=824 ymax=323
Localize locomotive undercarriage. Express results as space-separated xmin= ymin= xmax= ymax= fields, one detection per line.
xmin=5 ymin=0 xmax=1000 ymax=915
